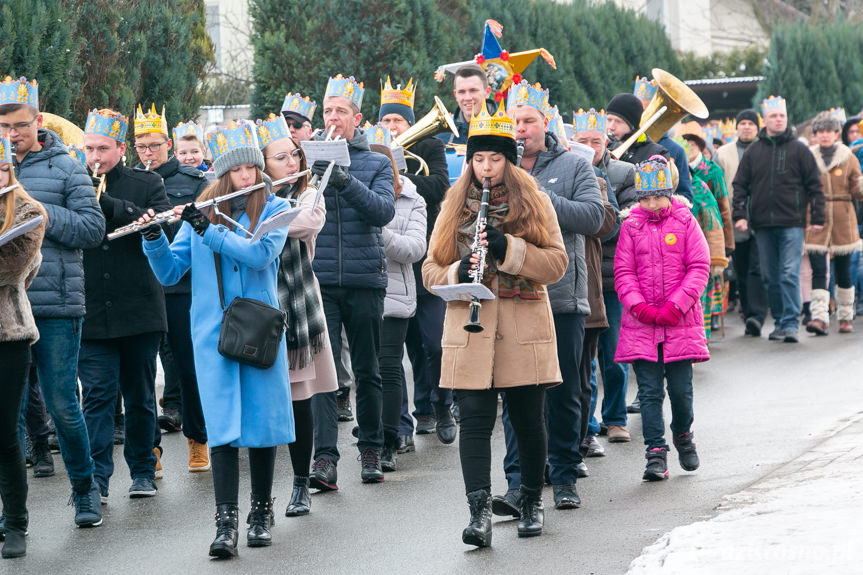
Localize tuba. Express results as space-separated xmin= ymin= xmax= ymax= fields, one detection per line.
xmin=392 ymin=96 xmax=460 ymax=176
xmin=640 ymin=68 xmax=709 ymax=142
xmin=41 ymin=113 xmax=85 ymax=148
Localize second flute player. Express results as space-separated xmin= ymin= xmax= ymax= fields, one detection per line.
xmin=422 ymin=101 xmax=566 ymax=547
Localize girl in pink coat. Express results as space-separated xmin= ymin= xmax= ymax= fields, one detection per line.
xmin=613 ymin=156 xmax=710 ymax=482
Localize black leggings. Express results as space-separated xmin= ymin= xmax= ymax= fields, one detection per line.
xmin=287 ymin=398 xmax=313 ymax=477
xmin=458 ymin=386 xmax=546 ymax=496
xmin=810 ymin=252 xmax=852 ymax=290
xmin=380 ymin=317 xmax=409 ymax=448
xmin=0 ymin=341 xmax=31 ymax=530
xmin=211 ymin=444 xmax=276 ymax=507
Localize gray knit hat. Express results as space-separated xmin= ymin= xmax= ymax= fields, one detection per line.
xmin=213 ymin=145 xmax=265 ymax=179
xmin=812 ymin=111 xmax=841 ymax=135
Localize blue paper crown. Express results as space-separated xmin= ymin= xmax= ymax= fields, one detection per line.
xmin=281 ymin=92 xmax=317 ymax=122
xmin=703 ymin=125 xmax=723 ymax=144
xmin=173 ymin=120 xmax=204 ymax=142
xmin=67 ymin=144 xmax=87 ymax=166
xmin=633 ymin=76 xmax=658 ymax=102
xmin=325 ymin=74 xmax=364 ymax=110
xmin=506 ymin=80 xmax=549 ymax=115
xmin=364 ymin=123 xmax=393 ymax=147
xmin=634 ymin=156 xmax=673 ymax=194
xmin=761 ymin=95 xmax=786 ymax=116
xmin=829 ymin=107 xmax=847 ymax=124
xmin=545 ymin=106 xmax=567 ymax=144
xmin=573 ymin=108 xmax=607 ymax=134
xmin=0 ymin=76 xmax=38 ymax=108
xmin=84 ymin=109 xmax=128 ymax=142
xmin=0 ymin=136 xmax=13 ymax=163
xmin=255 ymin=114 xmax=291 ymax=149
xmin=206 ymin=120 xmax=259 ymax=161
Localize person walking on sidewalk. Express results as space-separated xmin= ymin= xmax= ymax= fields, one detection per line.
xmin=614 ymin=156 xmax=710 ymax=482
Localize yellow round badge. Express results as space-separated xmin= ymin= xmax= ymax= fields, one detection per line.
xmin=833 ymin=168 xmax=843 ymax=176
xmin=665 ymin=233 xmax=677 ymax=245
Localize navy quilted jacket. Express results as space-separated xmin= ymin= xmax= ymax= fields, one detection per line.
xmin=312 ymin=129 xmax=395 ymax=288
xmin=15 ymin=129 xmax=105 ymax=318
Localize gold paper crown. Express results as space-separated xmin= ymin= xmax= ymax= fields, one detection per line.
xmin=134 ymin=104 xmax=168 ymax=137
xmin=380 ymin=76 xmax=416 ymax=109
xmin=468 ymin=99 xmax=515 ymax=140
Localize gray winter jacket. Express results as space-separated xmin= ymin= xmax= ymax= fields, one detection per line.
xmin=532 ymin=133 xmax=604 ymax=315
xmin=597 ymin=148 xmax=637 ymax=293
xmin=382 ymin=177 xmax=427 ymax=318
xmin=16 ymin=129 xmax=105 ymax=318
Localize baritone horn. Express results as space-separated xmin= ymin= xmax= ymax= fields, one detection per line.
xmin=392 ymin=96 xmax=460 ymax=176
xmin=640 ymin=68 xmax=709 ymax=142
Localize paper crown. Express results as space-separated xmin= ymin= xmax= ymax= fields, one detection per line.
xmin=829 ymin=107 xmax=847 ymax=124
xmin=0 ymin=76 xmax=38 ymax=108
xmin=761 ymin=95 xmax=787 ymax=116
xmin=468 ymin=99 xmax=515 ymax=140
xmin=67 ymin=144 xmax=87 ymax=166
xmin=573 ymin=108 xmax=607 ymax=135
xmin=281 ymin=92 xmax=317 ymax=122
xmin=703 ymin=124 xmax=723 ymax=145
xmin=206 ymin=120 xmax=259 ymax=160
xmin=434 ymin=19 xmax=556 ymax=102
xmin=506 ymin=80 xmax=549 ymax=115
xmin=719 ymin=118 xmax=736 ymax=141
xmin=633 ymin=76 xmax=658 ymax=102
xmin=173 ymin=120 xmax=204 ymax=142
xmin=0 ymin=136 xmax=12 ymax=163
xmin=325 ymin=74 xmax=364 ymax=110
xmin=545 ymin=106 xmax=568 ymax=145
xmin=363 ymin=122 xmax=393 ymax=147
xmin=85 ymin=109 xmax=129 ymax=142
xmin=380 ymin=77 xmax=416 ymax=109
xmin=134 ymin=104 xmax=168 ymax=137
xmin=634 ymin=155 xmax=673 ymax=194
xmin=255 ymin=113 xmax=291 ymax=149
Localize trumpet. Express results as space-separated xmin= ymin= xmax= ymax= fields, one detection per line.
xmin=91 ymin=163 xmax=107 ymax=201
xmin=145 ymin=160 xmax=153 ymax=171
xmin=516 ymin=139 xmax=526 ymax=168
xmin=464 ymin=177 xmax=491 ymax=333
xmin=107 ymin=170 xmax=310 ymax=240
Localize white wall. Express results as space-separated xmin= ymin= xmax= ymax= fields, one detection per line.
xmin=205 ymin=0 xmax=253 ymax=80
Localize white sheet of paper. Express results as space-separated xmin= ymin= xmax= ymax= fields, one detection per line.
xmin=300 ymin=140 xmax=351 ymax=166
xmin=249 ymin=209 xmax=304 ymax=243
xmin=430 ymin=283 xmax=495 ymax=302
xmin=313 ymin=162 xmax=334 ymax=202
xmin=0 ymin=215 xmax=43 ymax=248
xmin=391 ymin=146 xmax=408 ymax=172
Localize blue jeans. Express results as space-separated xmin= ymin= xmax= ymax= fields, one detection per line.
xmin=756 ymin=226 xmax=805 ymax=331
xmin=597 ymin=290 xmax=628 ymax=426
xmin=587 ymin=358 xmax=600 ymax=436
xmin=633 ymin=346 xmax=694 ymax=450
xmin=18 ymin=318 xmax=94 ymax=491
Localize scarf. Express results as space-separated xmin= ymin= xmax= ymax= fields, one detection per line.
xmin=276 ymin=184 xmax=327 ymax=370
xmin=456 ymin=182 xmax=540 ymax=300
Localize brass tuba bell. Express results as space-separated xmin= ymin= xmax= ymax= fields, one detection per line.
xmin=640 ymin=68 xmax=709 ymax=142
xmin=392 ymin=96 xmax=460 ymax=176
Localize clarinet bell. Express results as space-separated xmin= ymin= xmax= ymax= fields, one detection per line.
xmin=464 ymin=300 xmax=484 ymax=333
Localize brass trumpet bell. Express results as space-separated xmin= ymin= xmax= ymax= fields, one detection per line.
xmin=393 ymin=96 xmax=460 ymax=175
xmin=640 ymin=68 xmax=709 ymax=142
xmin=41 ymin=112 xmax=85 ymax=148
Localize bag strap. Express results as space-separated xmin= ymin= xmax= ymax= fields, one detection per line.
xmin=214 ymin=253 xmax=226 ymax=311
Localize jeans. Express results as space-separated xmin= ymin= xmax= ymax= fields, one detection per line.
xmin=578 ymin=328 xmax=602 ymax=459
xmin=380 ymin=317 xmax=409 ymax=448
xmin=18 ymin=318 xmax=94 ymax=491
xmin=503 ymin=313 xmax=585 ymax=488
xmin=79 ymin=332 xmax=161 ymax=491
xmin=404 ymin=293 xmax=448 ymax=422
xmin=164 ymin=293 xmax=207 ymax=443
xmin=313 ymin=286 xmax=385 ymax=461
xmin=757 ymin=226 xmax=805 ymax=331
xmin=597 ymin=290 xmax=628 ymax=427
xmin=633 ymin=346 xmax=694 ymax=450
xmin=733 ymin=234 xmax=768 ymax=323
xmin=587 ymin=358 xmax=600 ymax=436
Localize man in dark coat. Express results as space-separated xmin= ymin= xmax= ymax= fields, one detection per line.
xmin=79 ymin=109 xmax=171 ymax=501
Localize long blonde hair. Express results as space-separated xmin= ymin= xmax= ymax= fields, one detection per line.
xmin=430 ymin=159 xmax=551 ymax=265
xmin=195 ymin=167 xmax=267 ymax=232
xmin=0 ymin=165 xmax=46 ymax=236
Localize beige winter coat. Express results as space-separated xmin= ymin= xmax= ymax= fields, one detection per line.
xmin=422 ymin=192 xmax=568 ymax=390
xmin=804 ymin=144 xmax=863 ymax=255
xmin=0 ymin=197 xmax=46 ymax=344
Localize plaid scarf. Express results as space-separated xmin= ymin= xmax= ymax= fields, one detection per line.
xmin=276 ymin=184 xmax=327 ymax=370
xmin=456 ymin=182 xmax=540 ymax=300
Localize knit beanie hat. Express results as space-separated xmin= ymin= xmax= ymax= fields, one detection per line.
xmin=378 ymin=102 xmax=415 ymax=125
xmin=735 ymin=109 xmax=759 ymax=126
xmin=606 ymin=94 xmax=644 ymax=131
xmin=213 ymin=145 xmax=264 ymax=179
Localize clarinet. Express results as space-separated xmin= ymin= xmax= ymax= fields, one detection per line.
xmin=516 ymin=139 xmax=526 ymax=168
xmin=464 ymin=178 xmax=491 ymax=333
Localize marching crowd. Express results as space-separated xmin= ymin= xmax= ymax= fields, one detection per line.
xmin=1 ymin=21 xmax=859 ymax=560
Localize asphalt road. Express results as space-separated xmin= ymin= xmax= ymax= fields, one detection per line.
xmin=8 ymin=313 xmax=863 ymax=574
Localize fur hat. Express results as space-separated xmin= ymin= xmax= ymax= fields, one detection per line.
xmin=812 ymin=111 xmax=841 ymax=135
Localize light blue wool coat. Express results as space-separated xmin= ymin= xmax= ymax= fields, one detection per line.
xmin=142 ymin=194 xmax=295 ymax=448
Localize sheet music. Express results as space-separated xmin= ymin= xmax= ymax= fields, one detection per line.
xmin=249 ymin=209 xmax=304 ymax=243
xmin=300 ymin=140 xmax=351 ymax=166
xmin=430 ymin=283 xmax=495 ymax=302
xmin=0 ymin=215 xmax=44 ymax=248
xmin=391 ymin=146 xmax=408 ymax=172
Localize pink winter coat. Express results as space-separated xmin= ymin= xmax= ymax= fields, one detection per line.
xmin=613 ymin=198 xmax=711 ymax=364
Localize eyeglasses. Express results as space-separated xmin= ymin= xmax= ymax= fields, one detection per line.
xmin=0 ymin=118 xmax=38 ymax=132
xmin=266 ymin=149 xmax=303 ymax=163
xmin=134 ymin=142 xmax=167 ymax=153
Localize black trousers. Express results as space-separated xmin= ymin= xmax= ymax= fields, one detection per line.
xmin=24 ymin=364 xmax=51 ymax=442
xmin=380 ymin=317 xmax=409 ymax=448
xmin=810 ymin=252 xmax=852 ymax=290
xmin=0 ymin=341 xmax=31 ymax=532
xmin=458 ymin=386 xmax=546 ymax=496
xmin=577 ymin=327 xmax=602 ymax=459
xmin=211 ymin=444 xmax=277 ymax=507
xmin=163 ymin=294 xmax=207 ymax=443
xmin=287 ymin=398 xmax=313 ymax=477
xmin=733 ymin=235 xmax=768 ymax=322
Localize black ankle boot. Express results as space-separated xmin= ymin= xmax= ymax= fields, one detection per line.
xmin=517 ymin=489 xmax=544 ymax=537
xmin=209 ymin=504 xmax=239 ymax=558
xmin=673 ymin=432 xmax=700 ymax=471
xmin=462 ymin=489 xmax=492 ymax=548
xmin=0 ymin=458 xmax=28 ymax=558
xmin=285 ymin=476 xmax=310 ymax=517
xmin=1 ymin=527 xmax=26 ymax=559
xmin=247 ymin=495 xmax=275 ymax=547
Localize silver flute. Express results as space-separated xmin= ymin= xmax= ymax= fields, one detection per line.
xmin=464 ymin=177 xmax=491 ymax=333
xmin=107 ymin=170 xmax=311 ymax=240
xmin=516 ymin=139 xmax=526 ymax=167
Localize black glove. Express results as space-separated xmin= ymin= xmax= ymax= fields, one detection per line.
xmin=311 ymin=160 xmax=350 ymax=190
xmin=181 ymin=204 xmax=210 ymax=236
xmin=140 ymin=224 xmax=162 ymax=241
xmin=98 ymin=192 xmax=116 ymax=219
xmin=457 ymin=252 xmax=475 ymax=284
xmin=485 ymin=226 xmax=508 ymax=262
xmin=725 ymin=247 xmax=734 ymax=258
